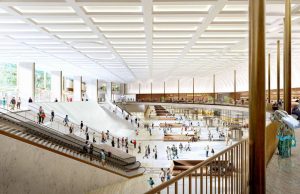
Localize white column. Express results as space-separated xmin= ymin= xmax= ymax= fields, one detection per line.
xmin=86 ymin=79 xmax=98 ymax=102
xmin=50 ymin=71 xmax=62 ymax=102
xmin=73 ymin=76 xmax=82 ymax=101
xmin=106 ymin=82 xmax=112 ymax=102
xmin=18 ymin=62 xmax=35 ymax=103
xmin=120 ymin=83 xmax=125 ymax=95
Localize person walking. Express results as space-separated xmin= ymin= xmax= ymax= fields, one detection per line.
xmin=100 ymin=149 xmax=106 ymax=166
xmin=138 ymin=143 xmax=141 ymax=153
xmin=211 ymin=148 xmax=215 ymax=155
xmin=166 ymin=168 xmax=171 ymax=181
xmin=93 ymin=132 xmax=96 ymax=143
xmin=80 ymin=121 xmax=84 ymax=131
xmin=89 ymin=143 xmax=94 ymax=161
xmin=69 ymin=124 xmax=74 ymax=134
xmin=86 ymin=132 xmax=89 ymax=141
xmin=143 ymin=146 xmax=149 ymax=159
xmin=133 ymin=139 xmax=137 ymax=149
xmin=50 ymin=110 xmax=54 ymax=122
xmin=82 ymin=141 xmax=88 ymax=154
xmin=28 ymin=97 xmax=33 ymax=103
xmin=2 ymin=97 xmax=6 ymax=109
xmin=85 ymin=126 xmax=89 ymax=133
xmin=111 ymin=137 xmax=115 ymax=147
xmin=40 ymin=110 xmax=45 ymax=124
xmin=16 ymin=97 xmax=21 ymax=109
xmin=10 ymin=97 xmax=16 ymax=110
xmin=205 ymin=145 xmax=210 ymax=157
xmin=147 ymin=177 xmax=155 ymax=188
xmin=159 ymin=168 xmax=165 ymax=182
xmin=117 ymin=137 xmax=120 ymax=148
xmin=63 ymin=115 xmax=69 ymax=126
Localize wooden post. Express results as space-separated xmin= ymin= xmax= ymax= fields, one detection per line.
xmin=164 ymin=81 xmax=166 ymax=101
xmin=249 ymin=0 xmax=266 ymax=193
xmin=268 ymin=53 xmax=271 ymax=103
xmin=277 ymin=40 xmax=280 ymax=103
xmin=193 ymin=77 xmax=195 ymax=103
xmin=150 ymin=82 xmax=153 ymax=102
xmin=284 ymin=0 xmax=292 ymax=114
xmin=234 ymin=70 xmax=237 ymax=105
xmin=178 ymin=79 xmax=180 ymax=101
xmin=213 ymin=74 xmax=216 ymax=104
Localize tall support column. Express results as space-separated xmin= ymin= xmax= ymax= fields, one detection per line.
xmin=163 ymin=81 xmax=166 ymax=101
xmin=249 ymin=0 xmax=266 ymax=193
xmin=96 ymin=79 xmax=99 ymax=103
xmin=50 ymin=71 xmax=62 ymax=102
xmin=213 ymin=74 xmax=215 ymax=104
xmin=234 ymin=70 xmax=237 ymax=105
xmin=268 ymin=53 xmax=271 ymax=103
xmin=73 ymin=76 xmax=82 ymax=101
xmin=284 ymin=0 xmax=292 ymax=114
xmin=62 ymin=76 xmax=65 ymax=101
xmin=192 ymin=77 xmax=195 ymax=103
xmin=177 ymin=79 xmax=180 ymax=101
xmin=277 ymin=40 xmax=280 ymax=103
xmin=150 ymin=82 xmax=153 ymax=102
xmin=18 ymin=62 xmax=35 ymax=103
xmin=86 ymin=79 xmax=98 ymax=102
xmin=106 ymin=82 xmax=112 ymax=102
xmin=139 ymin=83 xmax=141 ymax=94
xmin=123 ymin=83 xmax=125 ymax=95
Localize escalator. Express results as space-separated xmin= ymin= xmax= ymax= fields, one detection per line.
xmin=0 ymin=108 xmax=145 ymax=178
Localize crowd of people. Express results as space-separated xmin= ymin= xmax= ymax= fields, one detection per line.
xmin=1 ymin=96 xmax=35 ymax=111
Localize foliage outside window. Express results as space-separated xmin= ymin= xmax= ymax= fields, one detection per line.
xmin=112 ymin=83 xmax=120 ymax=92
xmin=0 ymin=63 xmax=17 ymax=92
xmin=35 ymin=70 xmax=51 ymax=102
xmin=99 ymin=83 xmax=107 ymax=93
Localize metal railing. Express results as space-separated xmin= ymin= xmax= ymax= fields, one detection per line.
xmin=145 ymin=139 xmax=248 ymax=194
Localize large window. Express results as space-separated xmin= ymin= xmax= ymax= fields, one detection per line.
xmin=0 ymin=63 xmax=17 ymax=97
xmin=35 ymin=70 xmax=51 ymax=102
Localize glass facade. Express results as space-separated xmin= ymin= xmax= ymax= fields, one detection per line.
xmin=0 ymin=63 xmax=18 ymax=103
xmin=35 ymin=70 xmax=51 ymax=102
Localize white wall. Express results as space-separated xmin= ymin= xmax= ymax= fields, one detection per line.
xmin=73 ymin=76 xmax=82 ymax=101
xmin=86 ymin=79 xmax=98 ymax=102
xmin=0 ymin=135 xmax=126 ymax=194
xmin=50 ymin=71 xmax=62 ymax=102
xmin=18 ymin=62 xmax=35 ymax=102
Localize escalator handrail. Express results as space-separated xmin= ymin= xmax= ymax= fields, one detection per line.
xmin=27 ymin=103 xmax=120 ymax=142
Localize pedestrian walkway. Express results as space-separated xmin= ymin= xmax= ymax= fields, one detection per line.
xmin=266 ymin=129 xmax=300 ymax=193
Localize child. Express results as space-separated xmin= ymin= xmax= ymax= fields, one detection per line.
xmin=148 ymin=177 xmax=155 ymax=188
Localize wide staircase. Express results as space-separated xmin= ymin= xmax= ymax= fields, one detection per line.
xmin=154 ymin=105 xmax=170 ymax=116
xmin=0 ymin=108 xmax=145 ymax=178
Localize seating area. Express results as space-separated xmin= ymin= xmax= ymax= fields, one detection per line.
xmin=172 ymin=160 xmax=234 ymax=176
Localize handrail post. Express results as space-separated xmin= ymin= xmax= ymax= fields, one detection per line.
xmin=189 ymin=174 xmax=192 ymax=194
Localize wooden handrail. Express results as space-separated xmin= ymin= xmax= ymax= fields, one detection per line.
xmin=145 ymin=139 xmax=248 ymax=194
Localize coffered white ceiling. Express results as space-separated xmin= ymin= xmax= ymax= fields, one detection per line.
xmin=0 ymin=0 xmax=300 ymax=83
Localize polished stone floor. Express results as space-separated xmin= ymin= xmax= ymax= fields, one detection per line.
xmin=266 ymin=129 xmax=300 ymax=194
